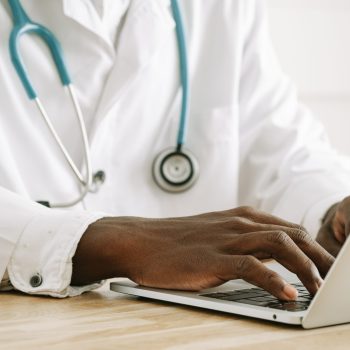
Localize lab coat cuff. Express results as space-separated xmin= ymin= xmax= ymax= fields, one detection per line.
xmin=8 ymin=211 xmax=105 ymax=298
xmin=271 ymin=174 xmax=350 ymax=238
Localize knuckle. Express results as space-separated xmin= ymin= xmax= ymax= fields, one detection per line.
xmin=234 ymin=256 xmax=256 ymax=277
xmin=290 ymin=223 xmax=307 ymax=232
xmin=301 ymin=257 xmax=314 ymax=272
xmin=339 ymin=198 xmax=350 ymax=213
xmin=228 ymin=217 xmax=245 ymax=225
xmin=235 ymin=217 xmax=252 ymax=226
xmin=289 ymin=222 xmax=307 ymax=231
xmin=226 ymin=217 xmax=252 ymax=230
xmin=292 ymin=228 xmax=312 ymax=244
xmin=299 ymin=225 xmax=308 ymax=233
xmin=237 ymin=206 xmax=255 ymax=216
xmin=343 ymin=196 xmax=350 ymax=205
xmin=267 ymin=231 xmax=290 ymax=246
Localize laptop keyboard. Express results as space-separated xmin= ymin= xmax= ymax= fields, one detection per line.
xmin=200 ymin=283 xmax=313 ymax=312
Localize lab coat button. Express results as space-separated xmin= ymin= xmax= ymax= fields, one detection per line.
xmin=30 ymin=274 xmax=43 ymax=287
xmin=91 ymin=170 xmax=106 ymax=192
xmin=93 ymin=170 xmax=106 ymax=184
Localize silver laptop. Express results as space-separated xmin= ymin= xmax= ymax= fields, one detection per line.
xmin=110 ymin=236 xmax=350 ymax=329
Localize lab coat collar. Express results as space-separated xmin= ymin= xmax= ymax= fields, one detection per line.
xmin=89 ymin=0 xmax=176 ymax=132
xmin=62 ymin=0 xmax=174 ymax=49
xmin=62 ymin=0 xmax=110 ymax=45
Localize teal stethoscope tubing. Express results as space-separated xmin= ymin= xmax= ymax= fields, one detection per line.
xmin=7 ymin=0 xmax=195 ymax=204
xmin=170 ymin=0 xmax=189 ymax=150
xmin=8 ymin=0 xmax=71 ymax=99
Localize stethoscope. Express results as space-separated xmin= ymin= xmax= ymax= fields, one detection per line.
xmin=7 ymin=0 xmax=199 ymax=208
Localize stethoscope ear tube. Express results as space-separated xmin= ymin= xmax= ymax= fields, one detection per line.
xmin=8 ymin=0 xmax=71 ymax=100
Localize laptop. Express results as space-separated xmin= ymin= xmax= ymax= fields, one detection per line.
xmin=110 ymin=236 xmax=350 ymax=329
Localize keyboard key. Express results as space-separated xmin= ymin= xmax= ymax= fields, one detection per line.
xmin=297 ymin=296 xmax=312 ymax=302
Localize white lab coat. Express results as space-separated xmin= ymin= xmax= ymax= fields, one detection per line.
xmin=1 ymin=0 xmax=350 ymax=297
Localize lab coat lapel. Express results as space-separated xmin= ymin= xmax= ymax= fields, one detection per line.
xmin=62 ymin=0 xmax=112 ymax=47
xmin=91 ymin=0 xmax=175 ymax=130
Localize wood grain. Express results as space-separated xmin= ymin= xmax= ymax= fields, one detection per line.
xmin=1 ymin=279 xmax=350 ymax=349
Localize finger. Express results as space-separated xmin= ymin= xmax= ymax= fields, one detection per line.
xmin=344 ymin=219 xmax=350 ymax=240
xmin=222 ymin=218 xmax=301 ymax=236
xmin=221 ymin=231 xmax=323 ymax=295
xmin=179 ymin=206 xmax=302 ymax=229
xmin=218 ymin=217 xmax=334 ymax=278
xmin=234 ymin=223 xmax=335 ymax=278
xmin=286 ymin=228 xmax=335 ymax=278
xmin=316 ymin=227 xmax=343 ymax=258
xmin=332 ymin=212 xmax=346 ymax=243
xmin=219 ymin=255 xmax=298 ymax=301
xmin=234 ymin=206 xmax=302 ymax=229
xmin=334 ymin=198 xmax=350 ymax=241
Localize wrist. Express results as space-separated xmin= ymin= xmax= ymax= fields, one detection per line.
xmin=71 ymin=217 xmax=130 ymax=285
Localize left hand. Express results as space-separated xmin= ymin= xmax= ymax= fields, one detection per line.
xmin=316 ymin=197 xmax=350 ymax=257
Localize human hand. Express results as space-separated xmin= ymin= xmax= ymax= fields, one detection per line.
xmin=72 ymin=207 xmax=334 ymax=301
xmin=317 ymin=197 xmax=350 ymax=257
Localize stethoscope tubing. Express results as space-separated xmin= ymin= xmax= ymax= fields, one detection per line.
xmin=170 ymin=0 xmax=190 ymax=151
xmin=33 ymin=87 xmax=93 ymax=208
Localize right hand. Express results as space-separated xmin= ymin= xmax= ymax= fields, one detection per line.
xmin=72 ymin=206 xmax=334 ymax=301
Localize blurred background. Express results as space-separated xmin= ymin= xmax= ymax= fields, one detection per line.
xmin=266 ymin=0 xmax=350 ymax=154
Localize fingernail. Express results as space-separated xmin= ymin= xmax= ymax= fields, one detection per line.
xmin=283 ymin=284 xmax=298 ymax=300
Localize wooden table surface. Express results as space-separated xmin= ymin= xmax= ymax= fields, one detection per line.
xmin=1 ymin=279 xmax=350 ymax=350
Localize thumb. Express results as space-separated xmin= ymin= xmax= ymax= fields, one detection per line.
xmin=332 ymin=205 xmax=346 ymax=243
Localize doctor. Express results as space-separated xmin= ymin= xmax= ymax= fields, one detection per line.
xmin=0 ymin=0 xmax=349 ymax=299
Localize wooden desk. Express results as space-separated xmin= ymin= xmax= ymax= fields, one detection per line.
xmin=1 ymin=279 xmax=350 ymax=350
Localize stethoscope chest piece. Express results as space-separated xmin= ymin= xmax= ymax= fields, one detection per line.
xmin=153 ymin=148 xmax=199 ymax=193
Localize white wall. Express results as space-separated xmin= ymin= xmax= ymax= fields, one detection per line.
xmin=266 ymin=0 xmax=350 ymax=154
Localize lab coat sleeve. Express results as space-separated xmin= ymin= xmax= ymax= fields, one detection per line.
xmin=238 ymin=0 xmax=350 ymax=237
xmin=0 ymin=187 xmax=105 ymax=297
